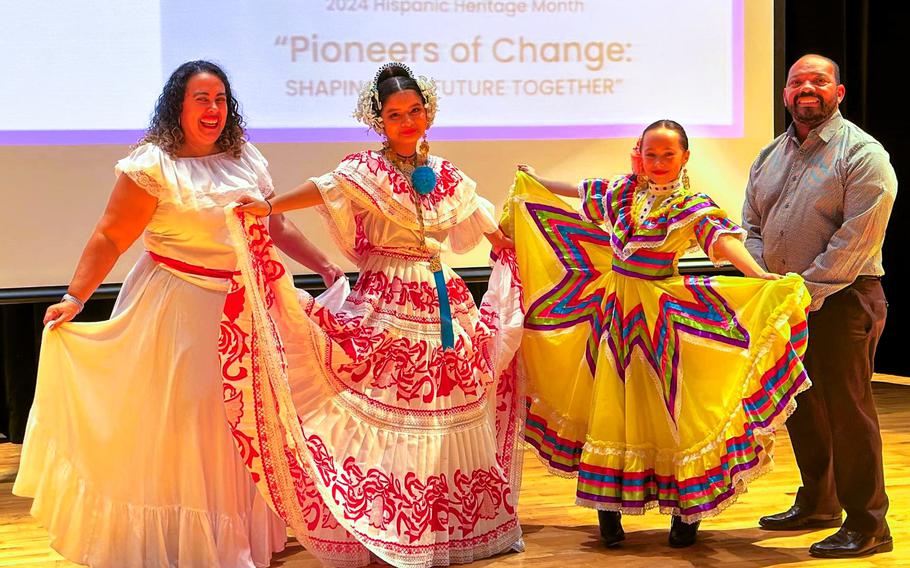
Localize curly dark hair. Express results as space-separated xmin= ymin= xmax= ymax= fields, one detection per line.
xmin=139 ymin=60 xmax=246 ymax=158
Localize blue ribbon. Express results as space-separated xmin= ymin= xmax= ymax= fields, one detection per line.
xmin=432 ymin=269 xmax=455 ymax=349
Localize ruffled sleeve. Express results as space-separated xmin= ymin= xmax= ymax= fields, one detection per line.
xmin=578 ymin=178 xmax=609 ymax=224
xmin=114 ymin=144 xmax=171 ymax=202
xmin=448 ymin=195 xmax=498 ymax=253
xmin=241 ymin=143 xmax=276 ymax=199
xmin=693 ymin=213 xmax=748 ymax=265
xmin=311 ymin=171 xmax=369 ymax=265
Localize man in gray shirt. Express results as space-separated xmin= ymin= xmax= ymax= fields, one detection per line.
xmin=743 ymin=54 xmax=896 ymax=558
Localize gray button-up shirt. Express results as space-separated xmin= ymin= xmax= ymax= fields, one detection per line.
xmin=742 ymin=111 xmax=897 ymax=311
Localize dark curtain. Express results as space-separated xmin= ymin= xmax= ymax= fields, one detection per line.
xmin=784 ymin=1 xmax=910 ymax=374
xmin=0 ymin=299 xmax=115 ymax=442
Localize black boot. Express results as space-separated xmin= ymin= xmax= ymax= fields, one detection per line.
xmin=668 ymin=515 xmax=700 ymax=547
xmin=598 ymin=510 xmax=625 ymax=547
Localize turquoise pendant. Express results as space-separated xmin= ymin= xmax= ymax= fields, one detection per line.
xmin=412 ymin=165 xmax=437 ymax=195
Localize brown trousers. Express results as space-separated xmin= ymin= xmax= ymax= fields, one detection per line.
xmin=788 ymin=277 xmax=889 ymax=536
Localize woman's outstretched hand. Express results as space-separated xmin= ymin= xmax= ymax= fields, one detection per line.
xmin=755 ymin=271 xmax=784 ymax=281
xmin=487 ymin=229 xmax=514 ymax=253
xmin=235 ymin=195 xmax=271 ymax=216
xmin=516 ymin=164 xmax=537 ymax=179
xmin=44 ymin=301 xmax=80 ymax=330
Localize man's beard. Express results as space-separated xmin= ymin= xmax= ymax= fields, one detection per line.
xmin=786 ymin=93 xmax=838 ymax=129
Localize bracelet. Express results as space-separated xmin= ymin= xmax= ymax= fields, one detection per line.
xmin=265 ymin=199 xmax=273 ymax=216
xmin=62 ymin=293 xmax=85 ymax=313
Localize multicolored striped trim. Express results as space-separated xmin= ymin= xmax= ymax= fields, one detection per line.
xmin=579 ymin=178 xmax=608 ymax=224
xmin=524 ymin=401 xmax=585 ymax=473
xmin=577 ymin=433 xmax=762 ymax=517
xmin=604 ymin=175 xmax=721 ymax=259
xmin=575 ymin=339 xmax=809 ymax=518
xmin=743 ymin=347 xmax=807 ymax=429
xmin=611 ymin=249 xmax=676 ymax=280
xmin=789 ymin=318 xmax=809 ymax=358
xmin=523 ymin=202 xmax=612 ymax=373
xmin=694 ymin=215 xmax=746 ymax=255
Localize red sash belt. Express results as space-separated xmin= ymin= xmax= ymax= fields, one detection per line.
xmin=148 ymin=251 xmax=239 ymax=279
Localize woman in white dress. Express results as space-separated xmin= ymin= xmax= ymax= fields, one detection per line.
xmin=228 ymin=63 xmax=525 ymax=567
xmin=13 ymin=60 xmax=343 ymax=567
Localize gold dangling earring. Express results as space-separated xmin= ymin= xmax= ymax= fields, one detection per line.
xmin=637 ymin=174 xmax=650 ymax=191
xmin=682 ymin=167 xmax=690 ymax=191
xmin=381 ymin=136 xmax=390 ymax=152
xmin=419 ymin=135 xmax=430 ymax=163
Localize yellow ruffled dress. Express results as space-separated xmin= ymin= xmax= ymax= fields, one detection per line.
xmin=506 ymin=172 xmax=810 ymax=522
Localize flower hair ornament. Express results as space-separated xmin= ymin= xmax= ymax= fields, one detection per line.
xmin=630 ymin=135 xmax=650 ymax=190
xmin=630 ymin=136 xmax=644 ymax=175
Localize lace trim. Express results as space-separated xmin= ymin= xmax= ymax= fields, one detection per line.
xmin=646 ymin=177 xmax=684 ymax=195
xmin=259 ymin=179 xmax=276 ymax=200
xmin=577 ymin=459 xmax=776 ymax=524
xmin=704 ymin=226 xmax=748 ymax=265
xmin=123 ymin=169 xmax=166 ymax=200
xmin=603 ymin=177 xmax=724 ymax=261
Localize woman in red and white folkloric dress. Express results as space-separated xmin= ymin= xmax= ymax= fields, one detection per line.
xmin=229 ymin=63 xmax=525 ymax=567
xmin=13 ymin=61 xmax=346 ymax=567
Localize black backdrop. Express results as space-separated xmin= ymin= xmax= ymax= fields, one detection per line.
xmin=2 ymin=0 xmax=907 ymax=442
xmin=781 ymin=1 xmax=909 ymax=376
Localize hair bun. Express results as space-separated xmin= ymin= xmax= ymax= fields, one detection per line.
xmin=375 ymin=62 xmax=413 ymax=86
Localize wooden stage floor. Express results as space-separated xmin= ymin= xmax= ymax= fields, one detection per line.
xmin=2 ymin=377 xmax=908 ymax=567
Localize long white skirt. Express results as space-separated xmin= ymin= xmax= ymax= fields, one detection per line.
xmin=13 ymin=255 xmax=287 ymax=567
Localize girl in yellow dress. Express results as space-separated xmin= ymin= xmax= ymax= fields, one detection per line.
xmin=511 ymin=120 xmax=810 ymax=547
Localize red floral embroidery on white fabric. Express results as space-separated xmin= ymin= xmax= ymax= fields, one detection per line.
xmin=219 ymin=279 xmax=249 ymax=381
xmin=305 ymin=435 xmax=513 ymax=541
xmin=310 ymin=304 xmax=497 ymax=402
xmin=356 ymin=270 xmax=440 ymax=311
xmin=352 ymin=213 xmax=371 ymax=257
xmin=216 ymin=210 xmax=526 ymax=563
xmin=219 ymin=286 xmax=261 ymax=479
xmin=245 ymin=220 xmax=286 ymax=308
xmin=341 ymin=151 xmax=462 ymax=207
xmin=351 ymin=270 xmax=475 ymax=319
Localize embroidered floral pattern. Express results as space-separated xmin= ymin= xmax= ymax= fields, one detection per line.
xmin=310 ymin=307 xmax=496 ymax=403
xmin=349 ymin=270 xmax=475 ymax=321
xmin=306 ymin=436 xmax=513 ymax=542
xmin=341 ymin=151 xmax=462 ymax=207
